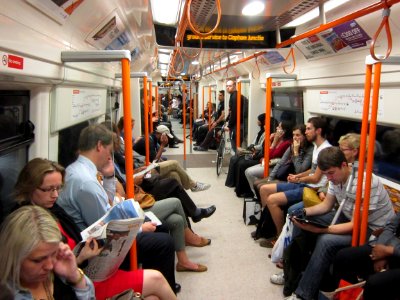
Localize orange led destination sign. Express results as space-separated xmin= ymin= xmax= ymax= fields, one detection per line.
xmin=186 ymin=34 xmax=265 ymax=42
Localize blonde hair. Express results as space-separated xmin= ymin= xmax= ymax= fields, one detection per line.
xmin=338 ymin=133 xmax=361 ymax=150
xmin=0 ymin=206 xmax=61 ymax=289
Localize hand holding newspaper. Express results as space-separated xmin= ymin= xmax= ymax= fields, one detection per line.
xmin=133 ymin=161 xmax=159 ymax=178
xmin=74 ymin=199 xmax=144 ymax=282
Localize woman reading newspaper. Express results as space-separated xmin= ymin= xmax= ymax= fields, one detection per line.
xmin=13 ymin=158 xmax=177 ymax=300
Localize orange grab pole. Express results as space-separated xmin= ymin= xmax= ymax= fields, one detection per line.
xmin=202 ymin=86 xmax=205 ymax=120
xmin=156 ymin=86 xmax=160 ymax=120
xmin=264 ymin=77 xmax=273 ymax=178
xmin=121 ymin=58 xmax=137 ymax=271
xmin=208 ymin=87 xmax=212 ymax=129
xmin=143 ymin=77 xmax=150 ymax=166
xmin=352 ymin=64 xmax=372 ymax=247
xmin=189 ymin=85 xmax=193 ymax=145
xmin=236 ymin=81 xmax=241 ymax=149
xmin=149 ymin=82 xmax=153 ymax=133
xmin=182 ymin=84 xmax=187 ymax=160
xmin=360 ymin=62 xmax=382 ymax=245
xmin=276 ymin=0 xmax=400 ymax=49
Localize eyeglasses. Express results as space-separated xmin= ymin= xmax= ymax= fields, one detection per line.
xmin=37 ymin=185 xmax=64 ymax=193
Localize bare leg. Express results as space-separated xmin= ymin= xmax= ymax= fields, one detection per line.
xmin=142 ymin=269 xmax=177 ymax=300
xmin=260 ymin=183 xmax=278 ymax=207
xmin=265 ymin=192 xmax=288 ymax=235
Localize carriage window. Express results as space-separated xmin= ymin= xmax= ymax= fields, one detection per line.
xmin=325 ymin=117 xmax=400 ymax=184
xmin=272 ymin=91 xmax=304 ymax=129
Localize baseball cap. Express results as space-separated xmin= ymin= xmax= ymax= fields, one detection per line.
xmin=156 ymin=125 xmax=173 ymax=138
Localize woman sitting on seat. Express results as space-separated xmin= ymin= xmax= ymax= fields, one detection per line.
xmin=0 ymin=205 xmax=95 ymax=299
xmin=13 ymin=158 xmax=178 ymax=300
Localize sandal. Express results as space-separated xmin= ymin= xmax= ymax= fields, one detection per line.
xmin=259 ymin=237 xmax=277 ymax=248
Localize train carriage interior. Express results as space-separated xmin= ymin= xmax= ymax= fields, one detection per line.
xmin=1 ymin=0 xmax=400 ymax=299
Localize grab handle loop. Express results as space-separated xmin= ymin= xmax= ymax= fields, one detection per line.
xmin=283 ymin=48 xmax=296 ymax=74
xmin=370 ymin=6 xmax=392 ymax=61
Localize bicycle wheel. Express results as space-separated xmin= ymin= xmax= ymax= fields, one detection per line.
xmin=216 ymin=138 xmax=225 ymax=176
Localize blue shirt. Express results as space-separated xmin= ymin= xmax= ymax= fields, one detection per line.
xmin=58 ymin=155 xmax=111 ymax=231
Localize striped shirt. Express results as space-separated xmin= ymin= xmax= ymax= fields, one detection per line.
xmin=328 ymin=171 xmax=395 ymax=231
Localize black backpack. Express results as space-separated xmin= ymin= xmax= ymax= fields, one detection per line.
xmin=254 ymin=207 xmax=277 ymax=240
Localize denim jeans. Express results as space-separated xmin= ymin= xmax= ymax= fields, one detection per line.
xmin=295 ymin=233 xmax=352 ymax=300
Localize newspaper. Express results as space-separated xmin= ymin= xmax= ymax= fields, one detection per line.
xmin=133 ymin=162 xmax=159 ymax=178
xmin=74 ymin=199 xmax=144 ymax=282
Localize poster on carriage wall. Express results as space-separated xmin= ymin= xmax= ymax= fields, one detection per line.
xmin=25 ymin=0 xmax=84 ymax=24
xmin=85 ymin=11 xmax=133 ymax=50
xmin=296 ymin=20 xmax=371 ymax=59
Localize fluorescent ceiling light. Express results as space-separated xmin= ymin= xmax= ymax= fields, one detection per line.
xmin=284 ymin=0 xmax=350 ymax=28
xmin=159 ymin=53 xmax=170 ymax=64
xmin=151 ymin=0 xmax=181 ymax=25
xmin=191 ymin=60 xmax=199 ymax=65
xmin=242 ymin=1 xmax=265 ymax=16
xmin=160 ymin=64 xmax=167 ymax=70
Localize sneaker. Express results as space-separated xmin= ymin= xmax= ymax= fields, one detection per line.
xmin=284 ymin=294 xmax=303 ymax=300
xmin=191 ymin=182 xmax=211 ymax=192
xmin=270 ymin=272 xmax=285 ymax=285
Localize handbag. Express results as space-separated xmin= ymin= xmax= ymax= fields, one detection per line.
xmin=134 ymin=185 xmax=155 ymax=209
xmin=302 ymin=187 xmax=322 ymax=207
xmin=275 ymin=160 xmax=295 ymax=181
xmin=242 ymin=197 xmax=261 ymax=225
xmin=106 ymin=289 xmax=144 ymax=300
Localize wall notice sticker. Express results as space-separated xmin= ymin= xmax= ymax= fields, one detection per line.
xmin=319 ymin=90 xmax=384 ymax=118
xmin=0 ymin=53 xmax=24 ymax=70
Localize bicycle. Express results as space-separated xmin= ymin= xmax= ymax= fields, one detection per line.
xmin=215 ymin=125 xmax=231 ymax=176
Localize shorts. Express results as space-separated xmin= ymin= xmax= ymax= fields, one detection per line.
xmin=276 ymin=182 xmax=308 ymax=206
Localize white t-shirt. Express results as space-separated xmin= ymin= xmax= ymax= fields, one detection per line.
xmin=307 ymin=139 xmax=331 ymax=188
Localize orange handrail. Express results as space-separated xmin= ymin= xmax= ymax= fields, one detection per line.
xmin=351 ymin=64 xmax=372 ymax=247
xmin=276 ymin=0 xmax=400 ymax=49
xmin=360 ymin=62 xmax=382 ymax=244
xmin=149 ymin=81 xmax=153 ymax=133
xmin=182 ymin=84 xmax=187 ymax=161
xmin=143 ymin=77 xmax=150 ymax=166
xmin=209 ymin=51 xmax=267 ymax=76
xmin=283 ymin=48 xmax=296 ymax=74
xmin=236 ymin=81 xmax=241 ymax=149
xmin=189 ymin=84 xmax=193 ymax=147
xmin=208 ymin=86 xmax=212 ymax=129
xmin=202 ymin=86 xmax=205 ymax=120
xmin=370 ymin=5 xmax=392 ymax=60
xmin=264 ymin=77 xmax=273 ymax=178
xmin=121 ymin=58 xmax=137 ymax=271
xmin=186 ymin=0 xmax=222 ymax=37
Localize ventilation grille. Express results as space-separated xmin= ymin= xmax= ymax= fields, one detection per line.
xmin=277 ymin=0 xmax=324 ymax=27
xmin=188 ymin=0 xmax=216 ymax=30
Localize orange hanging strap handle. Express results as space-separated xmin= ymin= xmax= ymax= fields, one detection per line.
xmin=370 ymin=4 xmax=392 ymax=61
xmin=283 ymin=48 xmax=296 ymax=74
